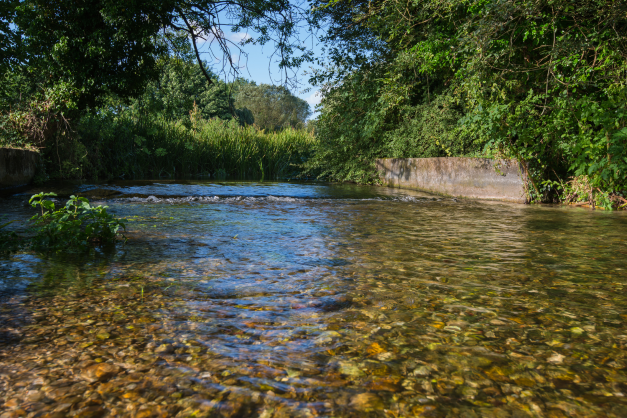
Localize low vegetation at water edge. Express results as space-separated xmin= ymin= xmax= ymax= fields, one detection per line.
xmin=0 ymin=193 xmax=126 ymax=254
xmin=55 ymin=108 xmax=316 ymax=181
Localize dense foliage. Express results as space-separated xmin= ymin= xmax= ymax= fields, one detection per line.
xmin=129 ymin=58 xmax=252 ymax=124
xmin=0 ymin=0 xmax=21 ymax=72
xmin=0 ymin=0 xmax=312 ymax=155
xmin=126 ymin=61 xmax=311 ymax=131
xmin=233 ymin=82 xmax=312 ymax=131
xmin=1 ymin=61 xmax=313 ymax=180
xmin=63 ymin=108 xmax=315 ymax=180
xmin=5 ymin=0 xmax=311 ymax=112
xmin=0 ymin=1 xmax=313 ymax=180
xmin=310 ymin=0 xmax=627 ymax=206
xmin=13 ymin=0 xmax=176 ymax=111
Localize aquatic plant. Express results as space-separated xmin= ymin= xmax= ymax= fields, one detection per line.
xmin=28 ymin=192 xmax=126 ymax=252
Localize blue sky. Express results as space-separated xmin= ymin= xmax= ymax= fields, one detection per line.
xmin=8 ymin=14 xmax=325 ymax=118
xmin=194 ymin=22 xmax=325 ymax=119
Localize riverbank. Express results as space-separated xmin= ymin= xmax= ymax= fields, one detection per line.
xmin=35 ymin=114 xmax=316 ymax=181
xmin=375 ymin=157 xmax=627 ymax=209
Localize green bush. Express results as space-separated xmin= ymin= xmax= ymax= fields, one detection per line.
xmin=28 ymin=193 xmax=126 ymax=252
xmin=304 ymin=68 xmax=390 ymax=183
xmin=310 ymin=0 xmax=627 ymax=207
xmin=385 ymin=95 xmax=477 ymax=159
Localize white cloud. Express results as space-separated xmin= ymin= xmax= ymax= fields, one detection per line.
xmin=193 ymin=26 xmax=223 ymax=45
xmin=230 ymin=33 xmax=252 ymax=44
xmin=304 ymin=91 xmax=322 ymax=108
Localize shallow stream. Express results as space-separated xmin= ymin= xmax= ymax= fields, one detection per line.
xmin=1 ymin=181 xmax=627 ymax=417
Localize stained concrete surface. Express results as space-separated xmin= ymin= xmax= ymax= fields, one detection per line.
xmin=376 ymin=157 xmax=529 ymax=203
xmin=0 ymin=148 xmax=39 ymax=190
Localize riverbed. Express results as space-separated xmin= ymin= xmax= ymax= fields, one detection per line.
xmin=1 ymin=180 xmax=627 ymax=417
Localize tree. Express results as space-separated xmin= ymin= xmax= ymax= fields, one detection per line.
xmin=15 ymin=0 xmax=177 ymax=111
xmin=0 ymin=0 xmax=22 ymax=72
xmin=309 ymin=0 xmax=627 ymax=199
xmin=168 ymin=0 xmax=313 ymax=89
xmin=234 ymin=83 xmax=311 ymax=131
xmin=11 ymin=0 xmax=314 ymax=113
xmin=134 ymin=58 xmax=229 ymax=121
xmin=131 ymin=57 xmax=255 ymax=124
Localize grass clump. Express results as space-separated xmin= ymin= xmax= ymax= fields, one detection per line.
xmin=46 ymin=104 xmax=316 ymax=181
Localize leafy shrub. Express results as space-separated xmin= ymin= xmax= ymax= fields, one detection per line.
xmin=310 ymin=0 xmax=627 ymax=205
xmin=561 ymin=176 xmax=627 ymax=210
xmin=28 ymin=193 xmax=126 ymax=252
xmin=304 ymin=68 xmax=390 ymax=183
xmin=385 ymin=95 xmax=477 ymax=159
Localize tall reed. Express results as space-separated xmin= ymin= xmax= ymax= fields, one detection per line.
xmin=70 ymin=112 xmax=316 ymax=180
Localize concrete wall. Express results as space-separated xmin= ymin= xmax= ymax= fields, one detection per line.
xmin=0 ymin=148 xmax=39 ymax=189
xmin=376 ymin=157 xmax=529 ymax=203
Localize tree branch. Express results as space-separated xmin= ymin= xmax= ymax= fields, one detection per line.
xmin=178 ymin=9 xmax=214 ymax=86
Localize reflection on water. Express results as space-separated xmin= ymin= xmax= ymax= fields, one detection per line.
xmin=1 ymin=181 xmax=627 ymax=417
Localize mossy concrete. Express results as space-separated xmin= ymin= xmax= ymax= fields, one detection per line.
xmin=0 ymin=148 xmax=39 ymax=189
xmin=376 ymin=157 xmax=529 ymax=203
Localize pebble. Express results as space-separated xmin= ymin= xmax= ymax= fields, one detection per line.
xmin=350 ymin=393 xmax=384 ymax=411
xmin=80 ymin=363 xmax=122 ymax=383
xmin=155 ymin=343 xmax=174 ymax=354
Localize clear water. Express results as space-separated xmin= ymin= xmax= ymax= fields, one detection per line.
xmin=1 ymin=181 xmax=627 ymax=417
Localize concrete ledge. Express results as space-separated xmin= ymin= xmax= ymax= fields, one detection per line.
xmin=376 ymin=157 xmax=529 ymax=203
xmin=0 ymin=148 xmax=39 ymax=189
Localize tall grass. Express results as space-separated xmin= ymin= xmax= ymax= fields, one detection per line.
xmin=61 ymin=111 xmax=316 ymax=180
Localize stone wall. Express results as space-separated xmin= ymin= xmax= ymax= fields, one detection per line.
xmin=0 ymin=148 xmax=39 ymax=189
xmin=376 ymin=157 xmax=529 ymax=203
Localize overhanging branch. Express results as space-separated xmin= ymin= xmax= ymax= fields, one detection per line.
xmin=178 ymin=9 xmax=214 ymax=86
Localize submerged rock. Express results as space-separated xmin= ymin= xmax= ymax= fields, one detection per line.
xmin=80 ymin=363 xmax=122 ymax=383
xmin=155 ymin=343 xmax=175 ymax=354
xmin=350 ymin=393 xmax=384 ymax=411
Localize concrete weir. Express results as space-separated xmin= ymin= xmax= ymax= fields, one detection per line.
xmin=376 ymin=157 xmax=529 ymax=203
xmin=0 ymin=148 xmax=39 ymax=190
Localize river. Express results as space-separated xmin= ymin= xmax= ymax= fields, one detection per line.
xmin=1 ymin=180 xmax=626 ymax=417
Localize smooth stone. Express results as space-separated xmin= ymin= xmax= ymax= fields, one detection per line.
xmin=350 ymin=392 xmax=384 ymax=411
xmin=80 ymin=363 xmax=122 ymax=383
xmin=155 ymin=344 xmax=174 ymax=354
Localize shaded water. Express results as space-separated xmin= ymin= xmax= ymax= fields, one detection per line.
xmin=1 ymin=181 xmax=627 ymax=417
